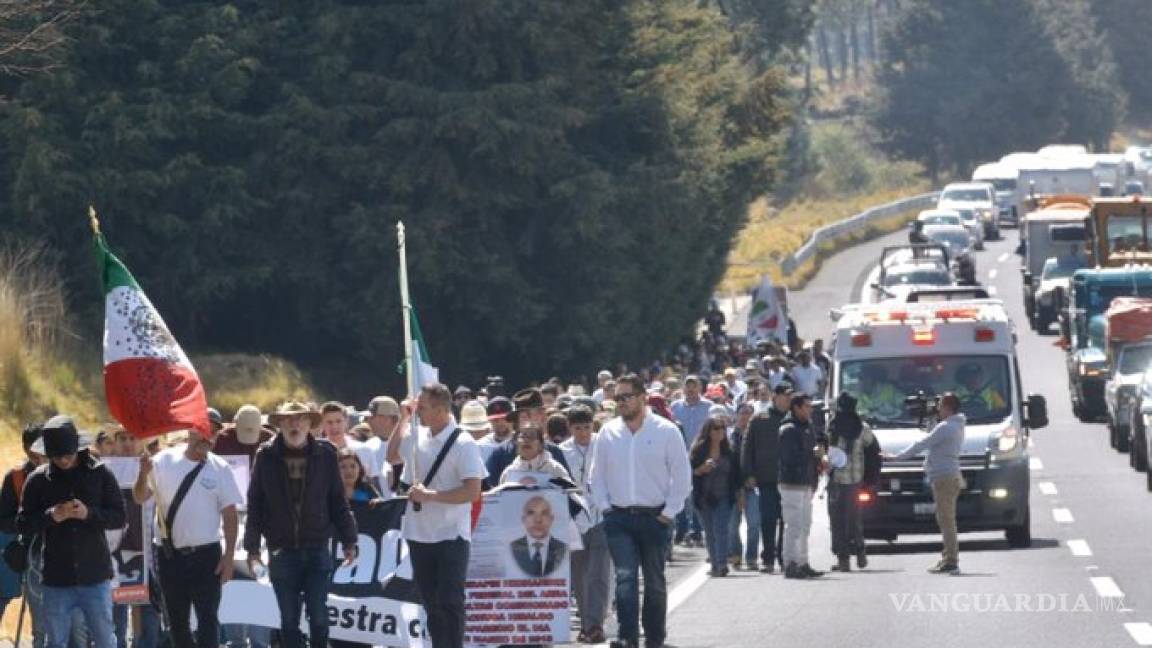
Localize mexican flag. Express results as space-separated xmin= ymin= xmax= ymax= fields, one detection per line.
xmin=409 ymin=308 xmax=439 ymax=390
xmin=97 ymin=233 xmax=210 ymax=439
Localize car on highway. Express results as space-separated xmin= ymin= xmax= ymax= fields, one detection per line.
xmin=829 ymin=300 xmax=1048 ymax=548
xmin=1032 ymin=256 xmax=1083 ymax=333
xmin=1107 ymin=340 xmax=1152 ymax=456
xmin=1130 ymin=366 xmax=1152 ymax=488
xmin=952 ymin=207 xmax=985 ymax=250
xmin=938 ymin=181 xmax=999 ymax=240
xmin=922 ymin=224 xmax=977 ymax=284
xmin=872 ymin=261 xmax=952 ymax=303
xmin=917 ymin=209 xmax=963 ymax=228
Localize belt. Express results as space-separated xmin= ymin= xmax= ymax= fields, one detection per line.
xmin=610 ymin=505 xmax=664 ymax=516
xmin=157 ymin=542 xmax=219 ymax=556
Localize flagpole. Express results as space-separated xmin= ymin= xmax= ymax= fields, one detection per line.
xmin=397 ymin=222 xmax=423 ymax=509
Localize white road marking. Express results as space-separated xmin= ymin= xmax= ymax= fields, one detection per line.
xmin=1125 ymin=622 xmax=1152 ymax=645
xmin=1052 ymin=507 xmax=1074 ymax=523
xmin=1030 ymin=457 xmax=1044 ymax=471
xmin=1039 ymin=481 xmax=1058 ymax=495
xmin=1092 ymin=576 xmax=1125 ymax=599
xmin=988 ymin=268 xmax=998 ymax=280
xmin=1068 ymin=539 xmax=1092 ymax=557
xmin=988 ymin=286 xmax=998 ymax=296
xmin=668 ymin=564 xmax=710 ymax=613
xmin=998 ymin=252 xmax=1011 ymax=263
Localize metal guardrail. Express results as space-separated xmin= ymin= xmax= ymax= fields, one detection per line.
xmin=779 ymin=192 xmax=940 ymax=276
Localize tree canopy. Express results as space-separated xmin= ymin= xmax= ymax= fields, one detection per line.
xmin=871 ymin=0 xmax=1125 ymax=178
xmin=0 ymin=0 xmax=797 ymax=393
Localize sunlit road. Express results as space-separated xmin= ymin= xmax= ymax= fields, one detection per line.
xmin=654 ymin=232 xmax=1152 ymax=647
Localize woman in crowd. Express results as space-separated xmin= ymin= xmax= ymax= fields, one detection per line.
xmin=500 ymin=425 xmax=573 ymax=486
xmin=690 ymin=416 xmax=741 ymax=577
xmin=338 ymin=447 xmax=383 ymax=505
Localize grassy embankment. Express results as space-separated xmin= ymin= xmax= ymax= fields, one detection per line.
xmin=721 ymin=119 xmax=929 ymax=294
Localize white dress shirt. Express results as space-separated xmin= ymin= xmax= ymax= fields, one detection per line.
xmin=398 ymin=421 xmax=488 ymax=543
xmin=790 ymin=364 xmax=824 ymax=397
xmin=588 ymin=409 xmax=692 ymax=520
xmin=150 ymin=446 xmax=243 ymax=549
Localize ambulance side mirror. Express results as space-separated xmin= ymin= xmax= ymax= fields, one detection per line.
xmin=1026 ymin=393 xmax=1048 ymax=429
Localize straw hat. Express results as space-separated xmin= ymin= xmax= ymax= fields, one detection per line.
xmin=459 ymin=400 xmax=492 ymax=433
xmin=268 ymin=401 xmax=322 ymax=427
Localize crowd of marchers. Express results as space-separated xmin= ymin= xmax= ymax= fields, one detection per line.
xmin=0 ymin=327 xmax=969 ymax=648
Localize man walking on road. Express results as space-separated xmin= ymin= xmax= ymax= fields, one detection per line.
xmin=886 ymin=393 xmax=966 ymax=575
xmin=741 ymin=382 xmax=791 ymax=573
xmin=244 ymin=402 xmax=358 ymax=648
xmin=777 ymin=394 xmax=825 ymax=579
xmin=388 ymin=384 xmax=486 ymax=648
xmin=17 ymin=416 xmax=125 ymax=648
xmin=133 ymin=432 xmax=242 ymax=648
xmin=590 ymin=374 xmax=691 ymax=648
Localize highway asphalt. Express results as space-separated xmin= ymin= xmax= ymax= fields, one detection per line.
xmin=567 ymin=228 xmax=1152 ymax=648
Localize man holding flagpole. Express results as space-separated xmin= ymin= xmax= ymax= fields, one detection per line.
xmin=387 ymin=385 xmax=486 ymax=648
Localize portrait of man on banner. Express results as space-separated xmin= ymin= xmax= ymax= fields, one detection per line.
xmin=509 ymin=494 xmax=568 ymax=577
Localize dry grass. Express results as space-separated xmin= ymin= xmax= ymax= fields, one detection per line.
xmin=720 ymin=184 xmax=929 ymax=293
xmin=196 ymin=352 xmax=316 ymax=416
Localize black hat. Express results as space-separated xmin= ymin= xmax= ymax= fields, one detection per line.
xmin=836 ymin=391 xmax=858 ymax=414
xmin=512 ymin=388 xmax=544 ymax=411
xmin=772 ymin=381 xmax=794 ymax=395
xmin=486 ymin=396 xmax=513 ymax=421
xmin=22 ymin=423 xmax=43 ymax=452
xmin=40 ymin=415 xmax=80 ymax=458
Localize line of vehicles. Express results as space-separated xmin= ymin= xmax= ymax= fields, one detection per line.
xmin=823 ymin=143 xmax=1152 ymax=549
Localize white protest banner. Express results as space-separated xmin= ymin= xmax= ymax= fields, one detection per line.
xmin=465 ymin=488 xmax=573 ymax=646
xmin=219 ymin=490 xmax=575 ymax=647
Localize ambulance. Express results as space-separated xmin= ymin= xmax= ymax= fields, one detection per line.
xmin=829 ymin=300 xmax=1048 ymax=548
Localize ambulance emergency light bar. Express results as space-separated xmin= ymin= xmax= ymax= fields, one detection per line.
xmin=839 ymin=300 xmax=1007 ymax=348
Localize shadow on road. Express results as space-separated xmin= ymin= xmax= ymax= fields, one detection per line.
xmin=864 ymin=537 xmax=1059 ymax=555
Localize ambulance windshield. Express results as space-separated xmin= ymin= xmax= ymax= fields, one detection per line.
xmin=839 ymin=355 xmax=1011 ymax=426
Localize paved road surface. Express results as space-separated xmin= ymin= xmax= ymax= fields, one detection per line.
xmin=577 ymin=229 xmax=1152 ymax=647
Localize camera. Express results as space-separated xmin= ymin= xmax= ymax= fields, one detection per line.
xmin=904 ymin=390 xmax=939 ymax=426
xmin=486 ymin=375 xmax=506 ymax=398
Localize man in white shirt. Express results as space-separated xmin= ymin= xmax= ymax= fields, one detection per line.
xmin=559 ymin=405 xmax=611 ymax=644
xmin=387 ymin=384 xmax=486 ymax=648
xmin=591 ymin=370 xmax=613 ymax=405
xmin=722 ymin=367 xmax=747 ymax=404
xmin=789 ymin=351 xmax=825 ymax=398
xmin=133 ymin=431 xmax=242 ymax=648
xmin=364 ymin=396 xmax=402 ymax=493
xmin=589 ymin=374 xmax=691 ymax=648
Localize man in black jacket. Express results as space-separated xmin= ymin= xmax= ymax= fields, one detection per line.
xmin=244 ymin=402 xmax=357 ymax=648
xmin=741 ymin=383 xmax=791 ymax=573
xmin=777 ymin=395 xmax=826 ymax=580
xmin=17 ymin=415 xmax=125 ymax=648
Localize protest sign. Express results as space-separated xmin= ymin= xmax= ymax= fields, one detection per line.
xmin=103 ymin=457 xmax=154 ymax=604
xmin=220 ymin=490 xmax=575 ymax=647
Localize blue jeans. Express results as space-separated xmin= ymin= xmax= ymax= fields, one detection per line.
xmin=674 ymin=500 xmax=702 ymax=539
xmin=42 ymin=581 xmax=116 ymax=648
xmin=728 ymin=487 xmax=761 ymax=563
xmin=699 ymin=501 xmax=732 ymax=570
xmin=268 ymin=547 xmax=333 ymax=648
xmin=604 ymin=510 xmax=669 ymax=645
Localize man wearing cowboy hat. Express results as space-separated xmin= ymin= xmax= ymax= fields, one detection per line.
xmin=458 ymin=401 xmax=497 ymax=462
xmin=243 ymin=402 xmax=357 ymax=648
xmin=482 ymin=389 xmax=571 ymax=490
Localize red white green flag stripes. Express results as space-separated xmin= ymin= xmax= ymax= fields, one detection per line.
xmin=97 ymin=233 xmax=210 ymax=439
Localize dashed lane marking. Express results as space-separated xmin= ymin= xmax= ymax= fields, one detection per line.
xmin=998 ymin=252 xmax=1010 ymax=263
xmin=1052 ymin=508 xmax=1074 ymax=523
xmin=988 ymin=268 xmax=998 ymax=280
xmin=1068 ymin=539 xmax=1092 ymax=557
xmin=1030 ymin=457 xmax=1044 ymax=471
xmin=1125 ymin=622 xmax=1152 ymax=646
xmin=1091 ymin=576 xmax=1125 ymax=599
xmin=988 ymin=286 xmax=998 ymax=296
xmin=1039 ymin=482 xmax=1058 ymax=495
xmin=668 ymin=563 xmax=710 ymax=614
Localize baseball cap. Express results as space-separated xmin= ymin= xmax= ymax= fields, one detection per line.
xmin=486 ymin=396 xmax=513 ymax=421
xmin=368 ymin=396 xmax=400 ymax=417
xmin=773 ymin=382 xmax=794 ymax=395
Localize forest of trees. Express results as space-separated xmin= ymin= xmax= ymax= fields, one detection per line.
xmin=0 ymin=0 xmax=1148 ymax=390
